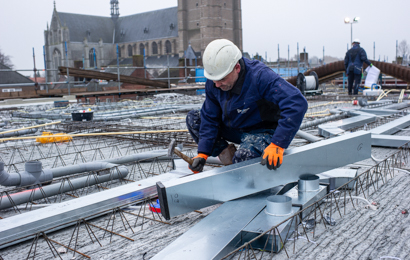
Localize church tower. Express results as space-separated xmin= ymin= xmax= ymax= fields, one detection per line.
xmin=177 ymin=0 xmax=242 ymax=57
xmin=110 ymin=0 xmax=120 ymax=22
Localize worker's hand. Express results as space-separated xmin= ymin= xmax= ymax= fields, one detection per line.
xmin=261 ymin=143 xmax=284 ymax=170
xmin=189 ymin=153 xmax=208 ymax=173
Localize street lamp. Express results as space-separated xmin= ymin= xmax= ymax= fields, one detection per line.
xmin=344 ymin=16 xmax=360 ymax=46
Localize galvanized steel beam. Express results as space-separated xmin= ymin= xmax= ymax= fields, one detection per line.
xmin=370 ymin=114 xmax=410 ymax=135
xmin=152 ymin=191 xmax=274 ymax=260
xmin=371 ymin=134 xmax=410 ymax=148
xmin=0 ymin=171 xmax=185 ymax=249
xmin=157 ymin=131 xmax=372 ymax=220
xmin=318 ymin=112 xmax=377 ymax=137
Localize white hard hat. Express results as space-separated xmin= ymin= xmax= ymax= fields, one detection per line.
xmin=203 ymin=39 xmax=242 ymax=81
xmin=353 ymin=39 xmax=360 ymax=44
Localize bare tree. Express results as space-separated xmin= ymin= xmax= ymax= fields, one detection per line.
xmin=0 ymin=47 xmax=14 ymax=69
xmin=398 ymin=40 xmax=409 ymax=58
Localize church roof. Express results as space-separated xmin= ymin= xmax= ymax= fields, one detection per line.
xmin=114 ymin=7 xmax=178 ymax=43
xmin=56 ymin=7 xmax=178 ymax=44
xmin=57 ymin=12 xmax=115 ymax=43
xmin=0 ymin=64 xmax=34 ymax=85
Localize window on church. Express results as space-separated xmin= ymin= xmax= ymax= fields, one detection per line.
xmin=139 ymin=43 xmax=145 ymax=55
xmin=152 ymin=42 xmax=158 ymax=55
xmin=89 ymin=48 xmax=97 ymax=68
xmin=52 ymin=48 xmax=62 ymax=81
xmin=53 ymin=48 xmax=61 ymax=68
xmin=128 ymin=45 xmax=133 ymax=57
xmin=165 ymin=40 xmax=172 ymax=54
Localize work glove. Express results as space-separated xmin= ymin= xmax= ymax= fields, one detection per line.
xmin=189 ymin=153 xmax=208 ymax=173
xmin=261 ymin=143 xmax=284 ymax=170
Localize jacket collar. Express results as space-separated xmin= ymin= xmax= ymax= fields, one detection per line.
xmin=230 ymin=58 xmax=246 ymax=95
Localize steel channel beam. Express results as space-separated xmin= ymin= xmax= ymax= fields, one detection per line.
xmin=0 ymin=172 xmax=184 ymax=249
xmin=240 ymin=206 xmax=300 ymax=252
xmin=318 ymin=112 xmax=377 ymax=137
xmin=370 ymin=114 xmax=410 ymax=135
xmin=359 ymin=109 xmax=400 ymax=116
xmin=371 ymin=134 xmax=410 ymax=148
xmin=152 ymin=191 xmax=273 ymax=260
xmin=317 ymin=168 xmax=358 ymax=190
xmin=154 ymin=172 xmax=360 ymax=259
xmin=157 ymin=131 xmax=371 ymax=220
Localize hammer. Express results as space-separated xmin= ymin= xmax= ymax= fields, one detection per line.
xmin=168 ymin=139 xmax=194 ymax=165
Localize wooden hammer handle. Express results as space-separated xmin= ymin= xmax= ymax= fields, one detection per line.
xmin=173 ymin=148 xmax=194 ymax=165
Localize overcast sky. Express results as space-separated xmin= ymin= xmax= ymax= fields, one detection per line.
xmin=1 ymin=0 xmax=409 ymax=76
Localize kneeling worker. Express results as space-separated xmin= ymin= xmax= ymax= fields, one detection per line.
xmin=187 ymin=39 xmax=308 ymax=173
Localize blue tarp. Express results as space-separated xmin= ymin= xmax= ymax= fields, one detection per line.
xmin=195 ymin=68 xmax=207 ymax=82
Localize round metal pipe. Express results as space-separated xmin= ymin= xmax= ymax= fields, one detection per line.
xmin=298 ymin=174 xmax=319 ymax=191
xmin=295 ymin=130 xmax=323 ymax=143
xmin=265 ymin=195 xmax=292 ymax=216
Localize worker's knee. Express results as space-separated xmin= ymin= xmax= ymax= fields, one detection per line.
xmin=233 ymin=149 xmax=258 ymax=163
xmin=186 ymin=110 xmax=201 ymax=144
xmin=186 ymin=110 xmax=201 ymax=131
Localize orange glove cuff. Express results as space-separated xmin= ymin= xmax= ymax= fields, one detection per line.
xmin=194 ymin=153 xmax=209 ymax=160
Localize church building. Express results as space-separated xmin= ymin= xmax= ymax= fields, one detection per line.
xmin=44 ymin=0 xmax=242 ymax=82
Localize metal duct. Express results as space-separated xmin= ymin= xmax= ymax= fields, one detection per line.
xmin=265 ymin=195 xmax=292 ymax=216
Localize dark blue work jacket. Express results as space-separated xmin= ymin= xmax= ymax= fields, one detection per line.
xmin=344 ymin=44 xmax=371 ymax=75
xmin=198 ymin=58 xmax=308 ymax=155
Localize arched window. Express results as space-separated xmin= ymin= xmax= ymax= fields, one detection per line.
xmin=128 ymin=45 xmax=133 ymax=57
xmin=152 ymin=42 xmax=158 ymax=55
xmin=53 ymin=48 xmax=61 ymax=69
xmin=89 ymin=48 xmax=97 ymax=68
xmin=52 ymin=48 xmax=62 ymax=81
xmin=165 ymin=40 xmax=172 ymax=54
xmin=139 ymin=43 xmax=145 ymax=55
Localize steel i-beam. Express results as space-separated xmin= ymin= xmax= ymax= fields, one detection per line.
xmin=157 ymin=131 xmax=372 ymax=220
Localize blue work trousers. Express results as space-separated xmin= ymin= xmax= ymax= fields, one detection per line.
xmin=186 ymin=110 xmax=274 ymax=164
xmin=348 ymin=73 xmax=362 ymax=95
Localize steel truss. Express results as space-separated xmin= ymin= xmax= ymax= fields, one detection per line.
xmin=15 ymin=196 xmax=168 ymax=260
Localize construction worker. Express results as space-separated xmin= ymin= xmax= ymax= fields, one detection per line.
xmin=344 ymin=39 xmax=372 ymax=95
xmin=186 ymin=39 xmax=308 ymax=173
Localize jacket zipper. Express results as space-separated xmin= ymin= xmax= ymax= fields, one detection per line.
xmin=224 ymin=92 xmax=232 ymax=128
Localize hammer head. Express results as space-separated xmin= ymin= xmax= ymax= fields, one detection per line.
xmin=168 ymin=139 xmax=177 ymax=157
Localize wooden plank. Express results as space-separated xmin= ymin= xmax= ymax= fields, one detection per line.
xmin=58 ymin=67 xmax=169 ymax=88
